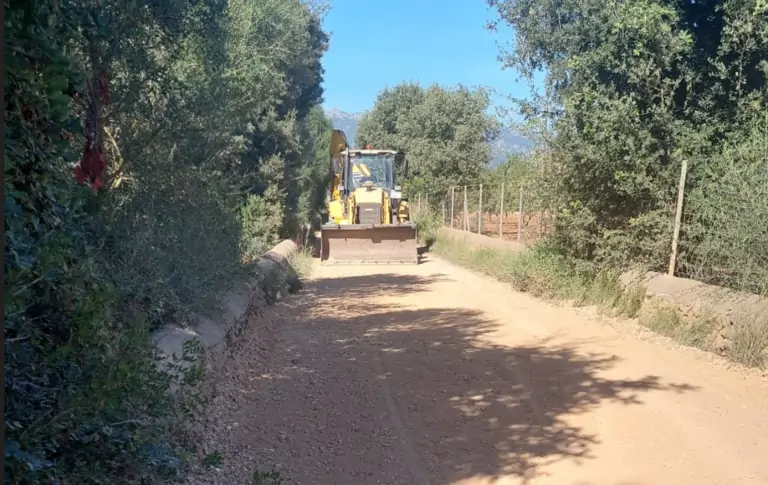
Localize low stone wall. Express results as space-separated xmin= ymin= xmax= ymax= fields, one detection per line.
xmin=151 ymin=239 xmax=299 ymax=367
xmin=620 ymin=270 xmax=768 ymax=327
xmin=438 ymin=226 xmax=767 ymax=328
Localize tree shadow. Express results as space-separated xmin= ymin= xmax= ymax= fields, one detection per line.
xmin=266 ymin=271 xmax=699 ymax=484
xmin=305 ymin=272 xmax=451 ymax=297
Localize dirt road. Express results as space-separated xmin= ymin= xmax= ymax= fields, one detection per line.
xmin=192 ymin=254 xmax=768 ymax=485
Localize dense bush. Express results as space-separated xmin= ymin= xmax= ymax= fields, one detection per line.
xmin=4 ymin=0 xmax=332 ymax=483
xmin=486 ymin=0 xmax=768 ymax=294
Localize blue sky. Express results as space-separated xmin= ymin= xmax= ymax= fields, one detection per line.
xmin=320 ymin=0 xmax=543 ymax=116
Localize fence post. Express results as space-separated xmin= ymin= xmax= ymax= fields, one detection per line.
xmin=478 ymin=184 xmax=483 ymax=235
xmin=463 ymin=185 xmax=469 ymax=231
xmin=450 ymin=186 xmax=455 ymax=228
xmin=517 ymin=184 xmax=524 ymax=243
xmin=668 ymin=159 xmax=688 ymax=276
xmin=442 ymin=193 xmax=446 ymax=226
xmin=499 ymin=182 xmax=505 ymax=239
xmin=425 ymin=193 xmax=429 ymax=214
xmin=417 ymin=193 xmax=421 ymax=214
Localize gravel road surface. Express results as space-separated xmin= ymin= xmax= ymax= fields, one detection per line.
xmin=189 ymin=254 xmax=768 ymax=485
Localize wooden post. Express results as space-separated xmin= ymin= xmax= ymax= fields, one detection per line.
xmin=463 ymin=186 xmax=469 ymax=231
xmin=499 ymin=182 xmax=505 ymax=239
xmin=450 ymin=186 xmax=455 ymax=228
xmin=517 ymin=184 xmax=524 ymax=243
xmin=425 ymin=193 xmax=429 ymax=214
xmin=668 ymin=159 xmax=688 ymax=276
xmin=417 ymin=193 xmax=421 ymax=214
xmin=442 ymin=194 xmax=446 ymax=226
xmin=477 ymin=184 xmax=483 ymax=235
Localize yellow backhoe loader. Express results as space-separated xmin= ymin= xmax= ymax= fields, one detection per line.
xmin=319 ymin=129 xmax=418 ymax=264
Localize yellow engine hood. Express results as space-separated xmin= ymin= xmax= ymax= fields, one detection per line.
xmin=353 ymin=186 xmax=385 ymax=204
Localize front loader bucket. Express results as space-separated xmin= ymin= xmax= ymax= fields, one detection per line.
xmin=320 ymin=223 xmax=419 ymax=265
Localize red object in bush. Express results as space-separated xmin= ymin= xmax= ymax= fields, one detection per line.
xmin=75 ymin=142 xmax=105 ymax=190
xmin=98 ymin=70 xmax=110 ymax=105
xmin=74 ymin=69 xmax=109 ymax=191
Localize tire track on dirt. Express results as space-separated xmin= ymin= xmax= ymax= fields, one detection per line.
xmin=188 ymin=254 xmax=768 ymax=485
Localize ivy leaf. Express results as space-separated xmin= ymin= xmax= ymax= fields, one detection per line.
xmin=5 ymin=197 xmax=22 ymax=217
xmin=4 ymin=440 xmax=54 ymax=471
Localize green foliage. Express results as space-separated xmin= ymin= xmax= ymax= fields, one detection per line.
xmin=726 ymin=317 xmax=768 ymax=369
xmin=356 ymin=82 xmax=501 ymax=199
xmin=412 ymin=209 xmax=443 ymax=247
xmin=252 ymin=469 xmax=285 ymax=485
xmin=488 ymin=0 xmax=768 ymax=294
xmin=433 ymin=235 xmax=610 ymax=302
xmin=296 ymin=106 xmax=335 ymax=232
xmin=679 ymin=112 xmax=768 ymax=294
xmin=468 ymin=154 xmax=539 ymax=216
xmin=5 ymin=0 xmax=330 ymax=483
xmin=202 ymin=452 xmax=223 ymax=468
xmin=640 ymin=306 xmax=715 ymax=351
xmin=241 ymin=193 xmax=284 ymax=260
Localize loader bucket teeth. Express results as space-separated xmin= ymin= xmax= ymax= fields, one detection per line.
xmin=320 ymin=223 xmax=419 ymax=265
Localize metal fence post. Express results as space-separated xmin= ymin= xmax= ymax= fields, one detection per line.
xmin=463 ymin=186 xmax=468 ymax=231
xmin=478 ymin=184 xmax=483 ymax=235
xmin=450 ymin=186 xmax=455 ymax=228
xmin=442 ymin=194 xmax=446 ymax=226
xmin=517 ymin=184 xmax=524 ymax=243
xmin=499 ymin=182 xmax=505 ymax=239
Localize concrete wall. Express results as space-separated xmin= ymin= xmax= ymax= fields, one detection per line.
xmin=151 ymin=239 xmax=299 ymax=368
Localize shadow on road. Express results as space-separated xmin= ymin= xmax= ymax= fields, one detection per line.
xmin=272 ymin=271 xmax=699 ymax=484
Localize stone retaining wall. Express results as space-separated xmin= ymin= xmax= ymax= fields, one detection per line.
xmin=151 ymin=239 xmax=299 ymax=367
xmin=620 ymin=270 xmax=768 ymax=327
xmin=438 ymin=226 xmax=767 ymax=327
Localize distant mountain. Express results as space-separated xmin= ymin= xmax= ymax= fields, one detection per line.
xmin=488 ymin=130 xmax=535 ymax=167
xmin=325 ymin=108 xmax=533 ymax=166
xmin=325 ymin=109 xmax=362 ymax=147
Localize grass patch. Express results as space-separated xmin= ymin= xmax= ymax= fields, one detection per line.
xmin=252 ymin=469 xmax=285 ymax=485
xmin=283 ymin=248 xmax=313 ymax=295
xmin=413 ymin=210 xmax=443 ymax=247
xmin=616 ymin=283 xmax=646 ymax=318
xmin=637 ymin=304 xmax=767 ymax=369
xmin=434 ymin=232 xmax=768 ymax=369
xmin=433 ymin=234 xmax=623 ymax=305
xmin=289 ymin=247 xmax=315 ymax=281
xmin=202 ymin=452 xmax=223 ymax=468
xmin=640 ymin=306 xmax=716 ymax=351
xmin=726 ymin=317 xmax=768 ymax=369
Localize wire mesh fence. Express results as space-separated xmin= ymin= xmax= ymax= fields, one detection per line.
xmin=412 ymin=182 xmax=554 ymax=245
xmin=675 ymin=157 xmax=768 ymax=296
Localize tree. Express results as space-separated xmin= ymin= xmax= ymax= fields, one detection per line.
xmin=357 ymin=83 xmax=501 ymax=197
xmin=4 ymin=0 xmax=334 ymax=482
xmin=488 ymin=0 xmax=768 ymax=283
